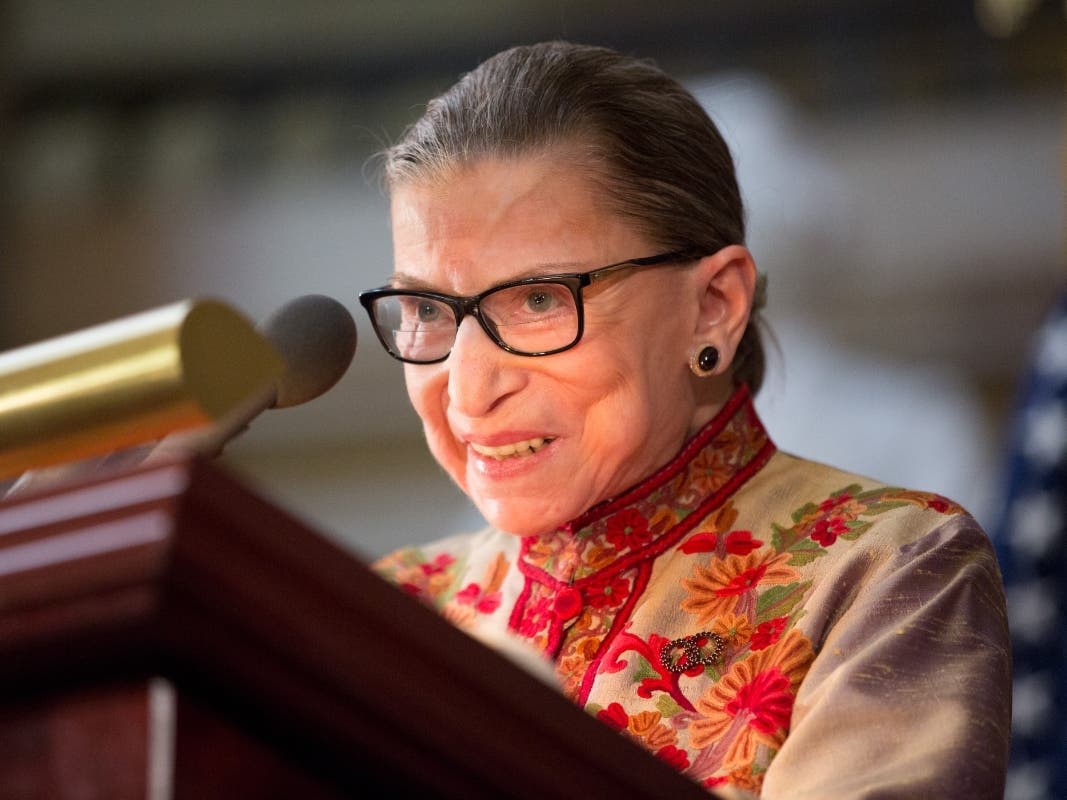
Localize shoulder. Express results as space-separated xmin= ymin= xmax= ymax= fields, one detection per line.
xmin=743 ymin=450 xmax=981 ymax=551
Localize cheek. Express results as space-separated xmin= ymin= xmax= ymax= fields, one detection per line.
xmin=405 ymin=368 xmax=465 ymax=480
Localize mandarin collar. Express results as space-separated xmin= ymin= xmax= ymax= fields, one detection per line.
xmin=519 ymin=384 xmax=774 ymax=584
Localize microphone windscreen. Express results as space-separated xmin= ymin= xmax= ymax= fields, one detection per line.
xmin=258 ymin=295 xmax=357 ymax=408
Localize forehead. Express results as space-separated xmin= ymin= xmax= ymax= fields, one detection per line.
xmin=388 ymin=155 xmax=646 ymax=292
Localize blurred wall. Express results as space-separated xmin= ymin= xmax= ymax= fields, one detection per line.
xmin=3 ymin=1 xmax=1064 ymax=556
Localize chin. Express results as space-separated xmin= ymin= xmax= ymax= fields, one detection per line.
xmin=477 ymin=500 xmax=562 ymax=538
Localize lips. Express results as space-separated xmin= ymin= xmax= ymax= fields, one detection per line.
xmin=469 ymin=436 xmax=553 ymax=460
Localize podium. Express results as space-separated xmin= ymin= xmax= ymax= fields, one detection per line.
xmin=0 ymin=458 xmax=712 ymax=798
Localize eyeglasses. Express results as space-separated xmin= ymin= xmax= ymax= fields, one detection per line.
xmin=358 ymin=249 xmax=704 ymax=364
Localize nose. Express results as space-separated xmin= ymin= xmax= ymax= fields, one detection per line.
xmin=446 ymin=315 xmax=526 ymax=418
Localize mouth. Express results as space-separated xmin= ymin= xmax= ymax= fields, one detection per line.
xmin=469 ymin=437 xmax=554 ymax=461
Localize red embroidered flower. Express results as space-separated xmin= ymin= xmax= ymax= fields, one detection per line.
xmin=819 ymin=491 xmax=853 ymax=512
xmin=553 ymin=587 xmax=583 ymax=620
xmin=596 ymin=702 xmax=629 ymax=731
xmin=518 ymin=594 xmax=554 ymax=637
xmin=749 ymin=616 xmax=787 ymax=651
xmin=655 ymin=744 xmax=690 ymax=771
xmin=586 ymin=574 xmax=630 ymax=609
xmin=680 ymin=531 xmax=718 ymax=554
xmin=928 ymin=495 xmax=951 ymax=513
xmin=715 ymin=562 xmax=771 ymax=598
xmin=724 ymin=667 xmax=795 ymax=735
xmin=810 ymin=515 xmax=849 ymax=547
xmin=419 ymin=553 xmax=455 ymax=576
xmin=605 ymin=508 xmax=651 ymax=550
xmin=724 ymin=530 xmax=763 ymax=555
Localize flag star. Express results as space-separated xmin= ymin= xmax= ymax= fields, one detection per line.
xmin=1012 ymin=671 xmax=1054 ymax=736
xmin=1021 ymin=400 xmax=1067 ymax=467
xmin=1008 ymin=491 xmax=1064 ymax=560
xmin=1035 ymin=316 xmax=1067 ymax=377
xmin=1006 ymin=582 xmax=1057 ymax=643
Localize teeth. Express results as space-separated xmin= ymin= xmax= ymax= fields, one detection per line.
xmin=471 ymin=437 xmax=550 ymax=460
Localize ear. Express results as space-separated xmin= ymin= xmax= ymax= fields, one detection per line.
xmin=688 ymin=244 xmax=757 ymax=372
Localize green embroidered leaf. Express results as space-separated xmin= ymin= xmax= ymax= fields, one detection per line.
xmin=840 ymin=521 xmax=873 ymax=541
xmin=791 ymin=502 xmax=819 ymax=524
xmin=656 ymin=695 xmax=685 ymax=718
xmin=786 ymin=538 xmax=825 ymax=566
xmin=771 ymin=523 xmax=788 ymax=551
xmin=632 ymin=658 xmax=660 ymax=683
xmin=756 ymin=581 xmax=810 ymax=622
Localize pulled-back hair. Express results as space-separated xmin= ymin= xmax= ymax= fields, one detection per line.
xmin=383 ymin=41 xmax=767 ymax=392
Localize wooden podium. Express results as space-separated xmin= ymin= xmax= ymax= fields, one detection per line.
xmin=0 ymin=459 xmax=711 ymax=799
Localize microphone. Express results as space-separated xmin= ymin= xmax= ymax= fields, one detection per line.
xmin=259 ymin=294 xmax=357 ymax=409
xmin=158 ymin=294 xmax=357 ymax=458
xmin=0 ymin=295 xmax=357 ymax=479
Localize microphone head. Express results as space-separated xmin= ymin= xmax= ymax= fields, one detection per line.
xmin=258 ymin=294 xmax=357 ymax=408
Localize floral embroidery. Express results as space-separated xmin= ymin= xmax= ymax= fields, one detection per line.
xmin=713 ymin=613 xmax=754 ymax=647
xmin=605 ymin=508 xmax=652 ymax=551
xmin=690 ymin=629 xmax=814 ymax=769
xmin=680 ymin=550 xmax=799 ymax=624
xmin=750 ymin=617 xmax=788 ymax=651
xmin=586 ymin=574 xmax=632 ymax=609
xmin=442 ymin=551 xmax=509 ymax=623
xmin=374 ymin=550 xmax=461 ymax=607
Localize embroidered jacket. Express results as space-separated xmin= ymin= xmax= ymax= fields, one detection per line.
xmin=374 ymin=386 xmax=1011 ymax=798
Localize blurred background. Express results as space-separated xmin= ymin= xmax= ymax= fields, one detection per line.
xmin=2 ymin=0 xmax=1063 ymax=557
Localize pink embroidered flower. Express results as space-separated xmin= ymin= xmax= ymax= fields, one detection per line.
xmin=749 ymin=616 xmax=787 ymax=651
xmin=454 ymin=582 xmax=502 ymax=614
xmin=586 ymin=574 xmax=630 ymax=609
xmin=811 ymin=515 xmax=849 ymax=547
xmin=419 ymin=553 xmax=455 ymax=575
xmin=605 ymin=508 xmax=651 ymax=550
xmin=724 ymin=530 xmax=763 ymax=555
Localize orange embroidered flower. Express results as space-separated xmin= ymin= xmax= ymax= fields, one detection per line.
xmin=689 ymin=629 xmax=814 ymax=768
xmin=583 ymin=543 xmax=617 ymax=572
xmin=628 ymin=710 xmax=678 ymax=749
xmin=680 ymin=550 xmax=798 ymax=625
xmin=712 ymin=613 xmax=753 ymax=646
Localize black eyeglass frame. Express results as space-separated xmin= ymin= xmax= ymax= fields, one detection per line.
xmin=358 ymin=249 xmax=706 ymax=364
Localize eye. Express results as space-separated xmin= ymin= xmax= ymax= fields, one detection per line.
xmin=524 ymin=289 xmax=558 ymax=313
xmin=417 ymin=301 xmax=441 ymax=322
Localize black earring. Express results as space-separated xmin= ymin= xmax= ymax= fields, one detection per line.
xmin=690 ymin=345 xmax=719 ymax=376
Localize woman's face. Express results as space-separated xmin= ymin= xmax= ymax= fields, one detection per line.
xmin=390 ymin=155 xmax=703 ymax=536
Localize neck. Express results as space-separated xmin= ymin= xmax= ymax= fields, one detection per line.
xmin=687 ymin=374 xmax=736 ymax=438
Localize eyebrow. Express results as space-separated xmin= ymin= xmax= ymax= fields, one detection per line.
xmin=388 ymin=261 xmax=590 ymax=292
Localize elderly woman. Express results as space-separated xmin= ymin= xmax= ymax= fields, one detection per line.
xmin=363 ymin=42 xmax=1010 ymax=798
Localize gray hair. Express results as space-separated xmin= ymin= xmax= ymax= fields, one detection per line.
xmin=383 ymin=41 xmax=767 ymax=392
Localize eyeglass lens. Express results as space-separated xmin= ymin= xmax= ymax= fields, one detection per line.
xmin=371 ymin=281 xmax=581 ymax=362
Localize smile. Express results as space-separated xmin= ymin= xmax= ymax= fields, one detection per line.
xmin=470 ymin=437 xmax=553 ymax=460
